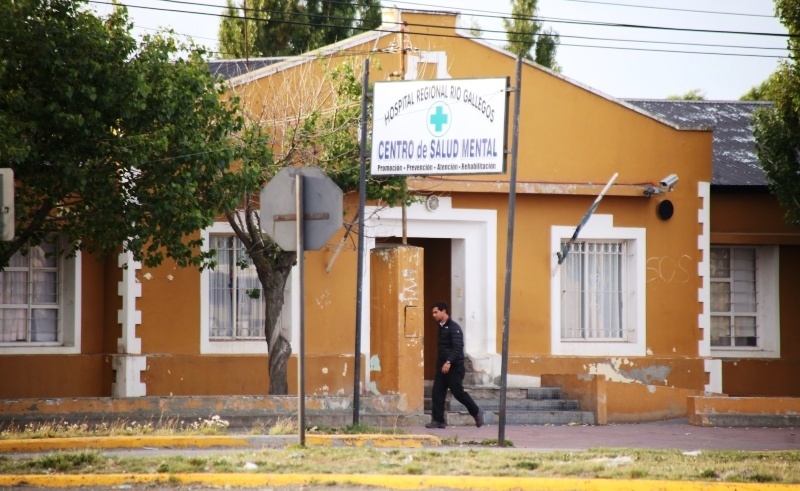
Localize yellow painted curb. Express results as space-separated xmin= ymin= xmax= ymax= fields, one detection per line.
xmin=305 ymin=434 xmax=440 ymax=448
xmin=0 ymin=435 xmax=250 ymax=453
xmin=0 ymin=473 xmax=795 ymax=490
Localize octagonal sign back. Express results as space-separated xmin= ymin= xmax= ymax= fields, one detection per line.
xmin=259 ymin=166 xmax=343 ymax=251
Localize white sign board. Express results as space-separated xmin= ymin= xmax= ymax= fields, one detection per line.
xmin=371 ymin=77 xmax=509 ymax=176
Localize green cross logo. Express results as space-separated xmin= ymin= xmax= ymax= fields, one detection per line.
xmin=427 ymin=102 xmax=451 ymax=137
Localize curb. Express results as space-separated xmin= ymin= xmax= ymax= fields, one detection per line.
xmin=0 ymin=435 xmax=251 ymax=453
xmin=306 ymin=434 xmax=440 ymax=448
xmin=0 ymin=473 xmax=795 ymax=490
xmin=0 ymin=434 xmax=441 ymax=453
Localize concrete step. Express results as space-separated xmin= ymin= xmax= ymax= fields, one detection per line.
xmin=424 ymin=386 xmax=533 ymax=399
xmin=443 ymin=410 xmax=595 ymax=426
xmin=447 ymin=398 xmax=580 ymax=412
xmin=526 ymin=387 xmax=565 ymax=400
xmin=424 ymin=385 xmax=594 ymax=426
xmin=425 ymin=386 xmax=566 ymax=400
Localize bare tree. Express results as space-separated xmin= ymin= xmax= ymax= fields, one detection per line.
xmin=223 ymin=56 xmax=407 ymax=394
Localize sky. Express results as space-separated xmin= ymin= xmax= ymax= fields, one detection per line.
xmin=89 ymin=0 xmax=790 ymax=100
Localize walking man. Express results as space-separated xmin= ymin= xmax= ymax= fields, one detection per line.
xmin=426 ymin=301 xmax=484 ymax=429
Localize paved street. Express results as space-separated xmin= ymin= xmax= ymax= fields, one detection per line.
xmin=1 ymin=419 xmax=797 ymax=490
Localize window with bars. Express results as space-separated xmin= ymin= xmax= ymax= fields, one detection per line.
xmin=208 ymin=235 xmax=267 ymax=340
xmin=0 ymin=242 xmax=60 ymax=344
xmin=551 ymin=216 xmax=645 ymax=356
xmin=560 ymin=240 xmax=628 ymax=340
xmin=710 ymin=246 xmax=759 ymax=348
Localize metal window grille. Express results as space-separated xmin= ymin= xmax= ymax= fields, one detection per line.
xmin=0 ymin=242 xmax=61 ymax=343
xmin=560 ymin=241 xmax=627 ymax=340
xmin=209 ymin=235 xmax=267 ymax=340
xmin=710 ymin=247 xmax=758 ymax=347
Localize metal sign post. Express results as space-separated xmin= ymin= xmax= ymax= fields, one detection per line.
xmin=354 ymin=58 xmax=370 ymax=425
xmin=295 ymin=175 xmax=306 ymax=446
xmin=498 ymin=55 xmax=523 ymax=448
xmin=260 ymin=166 xmax=343 ymax=446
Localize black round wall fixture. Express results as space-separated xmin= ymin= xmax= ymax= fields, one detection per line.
xmin=657 ymin=199 xmax=674 ymax=220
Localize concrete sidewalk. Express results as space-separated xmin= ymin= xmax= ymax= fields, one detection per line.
xmin=0 ymin=419 xmax=797 ymax=453
xmin=412 ymin=418 xmax=800 ymax=451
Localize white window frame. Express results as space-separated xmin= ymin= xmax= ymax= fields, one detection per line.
xmin=551 ymin=214 xmax=646 ymax=356
xmin=0 ymin=241 xmax=81 ymax=355
xmin=200 ymin=221 xmax=297 ymax=354
xmin=710 ymin=245 xmax=780 ymax=358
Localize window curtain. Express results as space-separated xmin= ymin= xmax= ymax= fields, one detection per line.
xmin=0 ymin=242 xmax=59 ymax=343
xmin=710 ymin=247 xmax=757 ymax=347
xmin=209 ymin=235 xmax=266 ymax=339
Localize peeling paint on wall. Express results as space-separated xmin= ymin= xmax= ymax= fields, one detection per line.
xmin=588 ymin=359 xmax=671 ymax=385
xmin=321 ymin=367 xmax=328 ymax=374
xmin=370 ymin=355 xmax=381 ymax=372
xmin=315 ymin=290 xmax=332 ymax=309
xmin=342 ymin=363 xmax=348 ymax=377
xmin=399 ymin=268 xmax=419 ymax=303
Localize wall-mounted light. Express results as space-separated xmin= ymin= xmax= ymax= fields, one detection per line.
xmin=425 ymin=195 xmax=440 ymax=211
xmin=643 ymin=174 xmax=679 ymax=197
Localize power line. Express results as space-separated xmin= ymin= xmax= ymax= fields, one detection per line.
xmin=389 ymin=0 xmax=777 ymax=21
xmin=88 ymin=0 xmax=790 ymax=60
xmin=137 ymin=0 xmax=794 ymax=39
xmin=554 ymin=0 xmax=776 ymax=18
xmin=380 ymin=0 xmax=786 ymax=34
xmin=151 ymin=0 xmax=790 ymax=48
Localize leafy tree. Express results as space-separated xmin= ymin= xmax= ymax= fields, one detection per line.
xmin=666 ymin=89 xmax=706 ymax=100
xmin=752 ymin=0 xmax=800 ymax=227
xmin=225 ymin=58 xmax=408 ymax=394
xmin=0 ymin=0 xmax=265 ymax=270
xmin=468 ymin=18 xmax=483 ymax=38
xmin=503 ymin=0 xmax=560 ymax=71
xmin=217 ymin=0 xmax=381 ymax=58
xmin=740 ymin=73 xmax=778 ymax=101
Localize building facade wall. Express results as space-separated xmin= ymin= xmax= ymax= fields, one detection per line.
xmin=3 ymin=9 xmax=798 ymax=404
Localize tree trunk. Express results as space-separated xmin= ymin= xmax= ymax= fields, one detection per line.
xmin=256 ymin=249 xmax=296 ymax=395
xmin=225 ymin=206 xmax=296 ymax=395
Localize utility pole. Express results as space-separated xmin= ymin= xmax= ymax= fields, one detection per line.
xmin=398 ymin=21 xmax=409 ymax=245
xmin=243 ymin=0 xmax=249 ymax=70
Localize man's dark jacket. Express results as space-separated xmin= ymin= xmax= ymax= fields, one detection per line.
xmin=437 ymin=317 xmax=466 ymax=366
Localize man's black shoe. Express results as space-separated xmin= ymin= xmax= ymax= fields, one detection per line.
xmin=425 ymin=421 xmax=446 ymax=429
xmin=474 ymin=409 xmax=485 ymax=428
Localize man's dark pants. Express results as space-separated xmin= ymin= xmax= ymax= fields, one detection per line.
xmin=430 ymin=362 xmax=480 ymax=424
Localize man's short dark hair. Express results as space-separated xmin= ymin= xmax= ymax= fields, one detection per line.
xmin=433 ymin=301 xmax=448 ymax=313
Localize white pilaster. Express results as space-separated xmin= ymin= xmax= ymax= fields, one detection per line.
xmin=704 ymin=358 xmax=722 ymax=394
xmin=114 ymin=251 xmax=146 ymax=397
xmin=697 ymin=182 xmax=711 ymax=358
xmin=112 ymin=355 xmax=147 ymax=397
xmin=117 ymin=251 xmax=142 ymax=354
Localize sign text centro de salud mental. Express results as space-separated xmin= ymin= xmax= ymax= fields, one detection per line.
xmin=371 ymin=77 xmax=509 ymax=176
